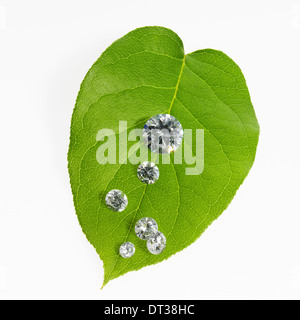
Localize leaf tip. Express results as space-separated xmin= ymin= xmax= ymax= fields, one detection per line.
xmin=101 ymin=274 xmax=110 ymax=290
xmin=100 ymin=283 xmax=106 ymax=290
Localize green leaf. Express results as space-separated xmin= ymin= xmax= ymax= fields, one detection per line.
xmin=68 ymin=26 xmax=260 ymax=287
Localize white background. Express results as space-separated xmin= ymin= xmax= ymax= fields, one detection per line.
xmin=0 ymin=0 xmax=300 ymax=300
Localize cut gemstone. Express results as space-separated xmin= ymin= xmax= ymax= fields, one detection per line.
xmin=137 ymin=161 xmax=159 ymax=184
xmin=105 ymin=189 xmax=128 ymax=212
xmin=147 ymin=231 xmax=166 ymax=255
xmin=135 ymin=217 xmax=158 ymax=240
xmin=119 ymin=242 xmax=135 ymax=258
xmin=143 ymin=114 xmax=183 ymax=154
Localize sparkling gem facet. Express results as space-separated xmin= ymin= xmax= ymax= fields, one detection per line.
xmin=147 ymin=231 xmax=166 ymax=255
xmin=135 ymin=217 xmax=158 ymax=240
xmin=119 ymin=242 xmax=135 ymax=258
xmin=143 ymin=114 xmax=183 ymax=154
xmin=137 ymin=161 xmax=159 ymax=184
xmin=105 ymin=189 xmax=128 ymax=212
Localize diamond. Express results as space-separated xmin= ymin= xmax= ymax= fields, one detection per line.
xmin=105 ymin=189 xmax=128 ymax=212
xmin=137 ymin=161 xmax=159 ymax=184
xmin=135 ymin=217 xmax=158 ymax=240
xmin=143 ymin=114 xmax=183 ymax=154
xmin=119 ymin=242 xmax=135 ymax=258
xmin=147 ymin=231 xmax=166 ymax=255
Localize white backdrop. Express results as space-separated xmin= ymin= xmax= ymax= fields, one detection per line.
xmin=0 ymin=0 xmax=300 ymax=300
